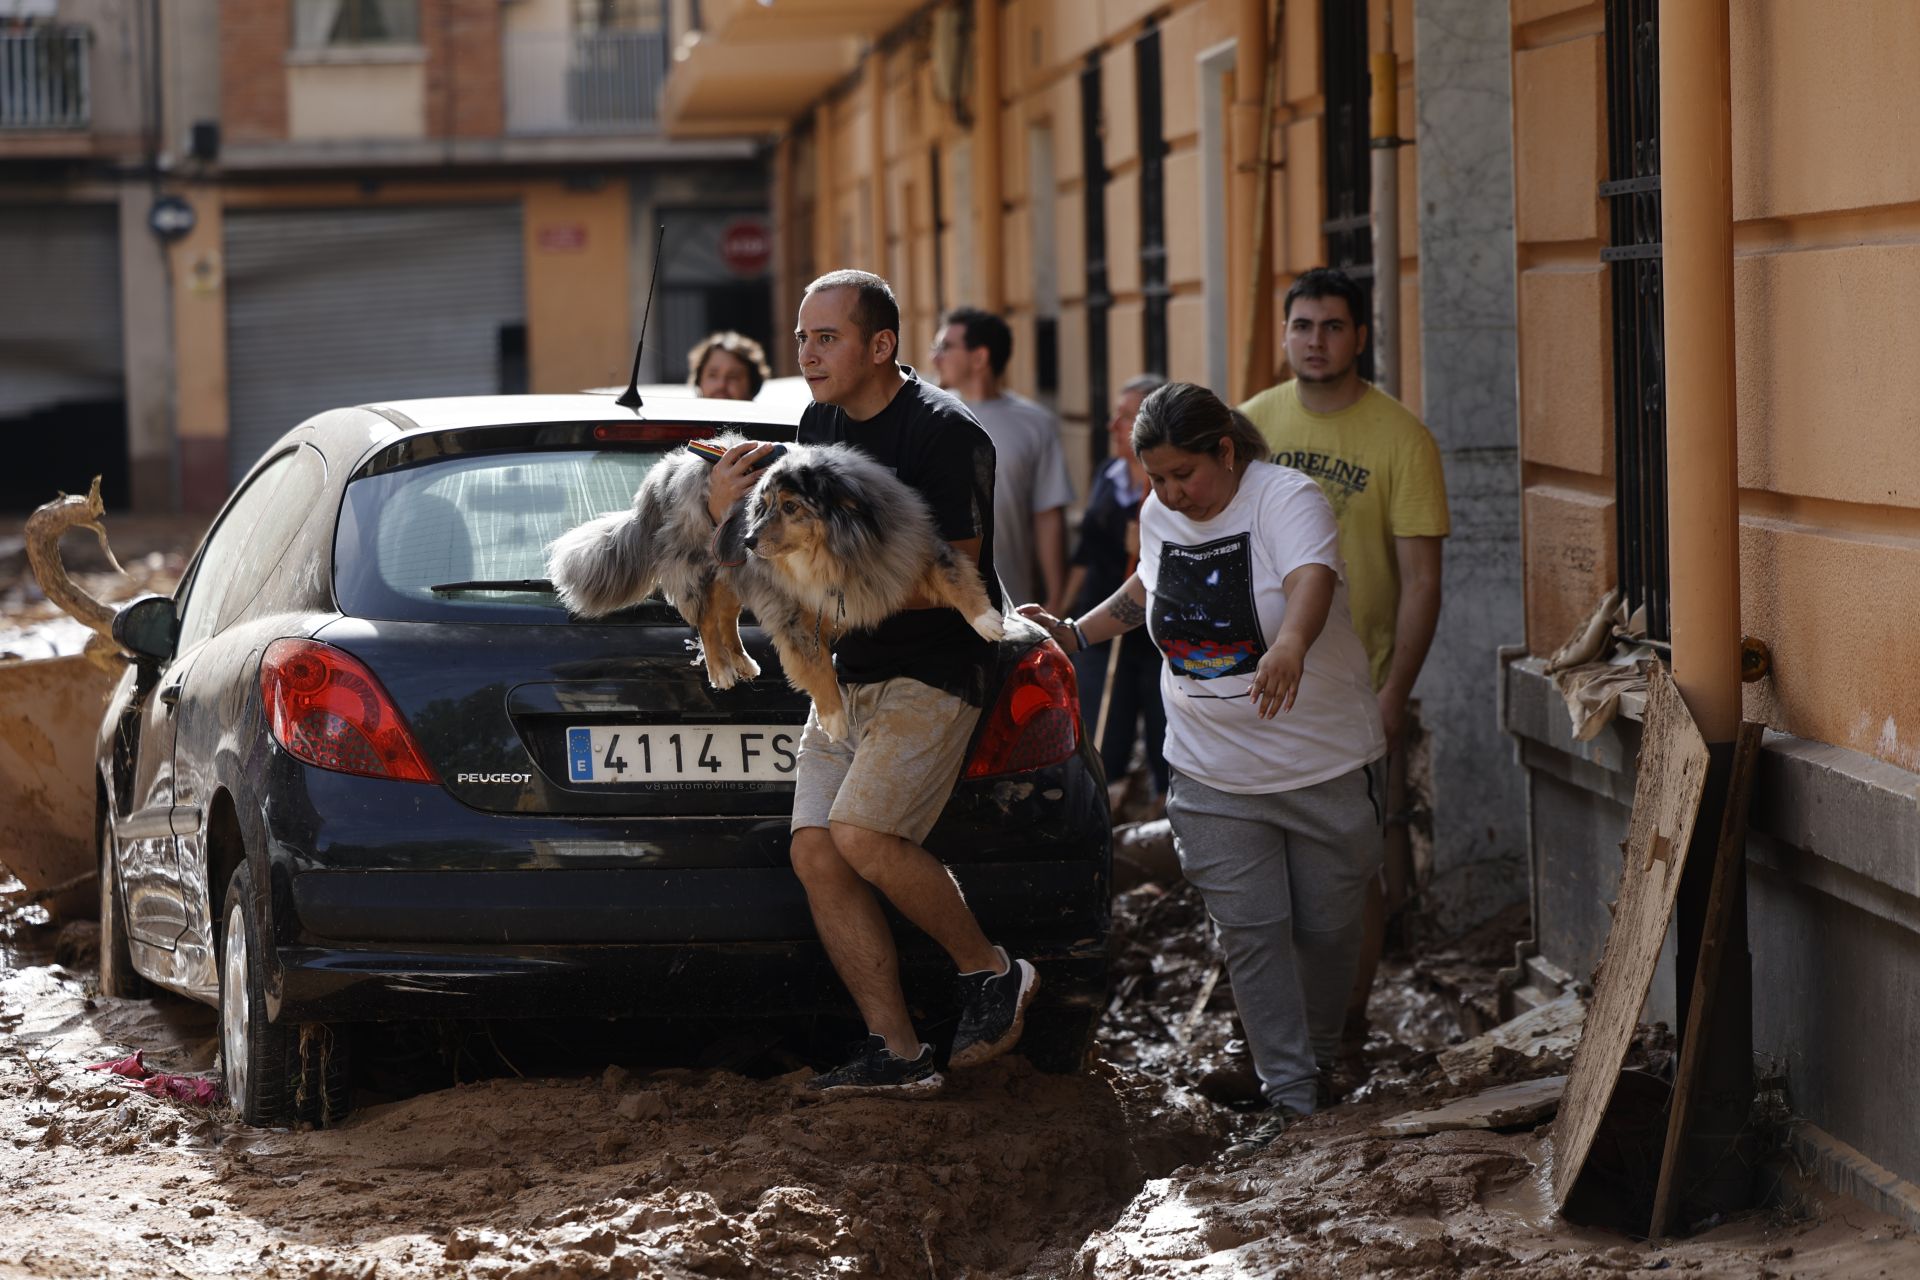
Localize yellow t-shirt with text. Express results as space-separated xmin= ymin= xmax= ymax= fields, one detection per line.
xmin=1239 ymin=381 xmax=1450 ymax=689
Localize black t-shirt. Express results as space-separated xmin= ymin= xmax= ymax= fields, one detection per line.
xmin=798 ymin=368 xmax=1001 ymax=704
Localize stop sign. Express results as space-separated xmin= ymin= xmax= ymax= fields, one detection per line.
xmin=719 ymin=219 xmax=771 ymax=277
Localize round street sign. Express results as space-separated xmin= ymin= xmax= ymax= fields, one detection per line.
xmin=719 ymin=218 xmax=771 ymax=277
xmin=148 ymin=195 xmax=196 ymax=242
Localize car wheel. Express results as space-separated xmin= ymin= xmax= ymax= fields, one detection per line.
xmin=220 ymin=863 xmax=353 ymax=1126
xmin=96 ymin=807 xmax=149 ymax=999
xmin=1021 ymin=1005 xmax=1099 ymax=1074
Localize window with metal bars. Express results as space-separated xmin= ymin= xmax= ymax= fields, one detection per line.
xmin=1602 ymin=0 xmax=1670 ymax=640
xmin=1081 ymin=55 xmax=1111 ymax=467
xmin=1136 ymin=23 xmax=1169 ymax=379
xmin=1319 ymin=0 xmax=1373 ymax=381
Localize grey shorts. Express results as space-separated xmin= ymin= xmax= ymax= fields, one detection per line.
xmin=790 ymin=677 xmax=982 ymax=845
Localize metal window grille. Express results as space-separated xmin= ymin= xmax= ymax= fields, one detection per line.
xmin=0 ymin=26 xmax=91 ymax=130
xmin=1080 ymin=56 xmax=1111 ymax=466
xmin=1136 ymin=23 xmax=1169 ymax=379
xmin=1319 ymin=0 xmax=1373 ymax=381
xmin=1602 ymin=0 xmax=1669 ymax=640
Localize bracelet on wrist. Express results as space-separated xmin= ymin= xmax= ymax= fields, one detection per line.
xmin=1067 ymin=618 xmax=1091 ymax=653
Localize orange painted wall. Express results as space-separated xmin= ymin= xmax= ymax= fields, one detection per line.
xmin=523 ymin=182 xmax=632 ymax=395
xmin=778 ymin=0 xmax=1423 ymax=502
xmin=1511 ymin=0 xmax=1920 ymax=770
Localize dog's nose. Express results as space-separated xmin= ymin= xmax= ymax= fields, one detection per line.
xmin=743 ymin=531 xmax=758 ymax=551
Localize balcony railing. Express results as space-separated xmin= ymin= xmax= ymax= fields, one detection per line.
xmin=504 ymin=29 xmax=667 ymax=135
xmin=1 ymin=26 xmax=91 ymax=130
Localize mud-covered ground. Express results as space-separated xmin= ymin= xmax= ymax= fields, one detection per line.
xmin=4 ymin=525 xmax=1919 ymax=1277
xmin=6 ymin=883 xmax=1919 ymax=1280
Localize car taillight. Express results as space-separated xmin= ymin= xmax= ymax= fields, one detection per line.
xmin=963 ymin=642 xmax=1082 ymax=779
xmin=260 ymin=639 xmax=438 ymax=784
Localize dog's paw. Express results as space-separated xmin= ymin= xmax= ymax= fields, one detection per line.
xmin=734 ymin=653 xmax=763 ymax=683
xmin=970 ymin=610 xmax=1006 ymax=642
xmin=818 ymin=708 xmax=850 ymax=742
xmin=707 ymin=663 xmax=741 ymax=691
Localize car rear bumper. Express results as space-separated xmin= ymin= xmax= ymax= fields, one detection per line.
xmin=270 ymin=937 xmax=1110 ymax=1024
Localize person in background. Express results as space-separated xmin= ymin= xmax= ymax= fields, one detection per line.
xmin=1062 ymin=373 xmax=1168 ymax=806
xmin=688 ymin=331 xmax=772 ymax=402
xmin=928 ymin=307 xmax=1074 ymax=613
xmin=1240 ymin=267 xmax=1448 ymax=1070
xmin=1021 ymin=382 xmax=1386 ymax=1158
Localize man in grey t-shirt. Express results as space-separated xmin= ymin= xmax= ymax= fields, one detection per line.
xmin=930 ymin=307 xmax=1075 ymax=612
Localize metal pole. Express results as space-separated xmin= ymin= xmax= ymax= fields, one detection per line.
xmin=1368 ymin=44 xmax=1400 ymax=398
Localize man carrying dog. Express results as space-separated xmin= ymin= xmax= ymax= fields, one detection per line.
xmin=707 ymin=269 xmax=1039 ymax=1097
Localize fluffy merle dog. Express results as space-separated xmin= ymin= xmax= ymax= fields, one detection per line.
xmin=547 ymin=435 xmax=1002 ymax=740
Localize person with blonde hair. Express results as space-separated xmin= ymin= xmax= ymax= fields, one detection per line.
xmin=688 ymin=331 xmax=771 ymax=401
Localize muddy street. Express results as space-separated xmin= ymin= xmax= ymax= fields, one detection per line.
xmin=6 ymin=878 xmax=1919 ymax=1279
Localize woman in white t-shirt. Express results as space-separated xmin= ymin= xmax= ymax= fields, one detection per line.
xmin=1021 ymin=382 xmax=1385 ymax=1159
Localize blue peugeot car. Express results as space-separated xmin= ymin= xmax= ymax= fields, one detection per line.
xmin=96 ymin=393 xmax=1112 ymax=1125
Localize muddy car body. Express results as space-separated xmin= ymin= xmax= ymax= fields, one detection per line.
xmin=95 ymin=393 xmax=1112 ymax=1125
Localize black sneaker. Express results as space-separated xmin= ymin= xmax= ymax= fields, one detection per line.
xmin=804 ymin=1036 xmax=944 ymax=1099
xmin=949 ymin=947 xmax=1040 ymax=1069
xmin=1222 ymin=1105 xmax=1306 ymax=1160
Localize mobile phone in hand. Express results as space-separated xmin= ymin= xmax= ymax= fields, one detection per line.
xmin=687 ymin=439 xmax=787 ymax=469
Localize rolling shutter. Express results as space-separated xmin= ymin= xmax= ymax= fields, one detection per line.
xmin=224 ymin=204 xmax=525 ymax=482
xmin=0 ymin=204 xmax=121 ymax=418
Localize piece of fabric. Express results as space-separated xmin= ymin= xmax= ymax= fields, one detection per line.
xmin=87 ymin=1050 xmax=225 ymax=1105
xmin=789 ymin=676 xmax=982 ymax=845
xmin=798 ymin=367 xmax=1000 ymax=704
xmin=1167 ymin=764 xmax=1384 ymax=1114
xmin=1138 ymin=460 xmax=1384 ymax=795
xmin=1240 ymin=381 xmax=1451 ymax=689
xmin=965 ymin=392 xmax=1074 ymax=609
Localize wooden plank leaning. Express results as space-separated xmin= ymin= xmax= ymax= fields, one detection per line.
xmin=1648 ymin=720 xmax=1765 ymax=1237
xmin=1549 ymin=661 xmax=1712 ymax=1210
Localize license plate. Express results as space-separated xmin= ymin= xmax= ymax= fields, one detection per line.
xmin=565 ymin=725 xmax=800 ymax=784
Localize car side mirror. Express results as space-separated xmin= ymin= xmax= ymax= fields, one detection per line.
xmin=111 ymin=596 xmax=178 ymax=665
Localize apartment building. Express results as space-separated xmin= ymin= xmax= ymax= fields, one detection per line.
xmin=1 ymin=0 xmax=775 ymax=513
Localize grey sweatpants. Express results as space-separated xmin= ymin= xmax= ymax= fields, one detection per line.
xmin=1166 ymin=762 xmax=1385 ymax=1114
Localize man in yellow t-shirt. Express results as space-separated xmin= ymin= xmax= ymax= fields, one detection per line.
xmin=1241 ymin=266 xmax=1449 ymax=1071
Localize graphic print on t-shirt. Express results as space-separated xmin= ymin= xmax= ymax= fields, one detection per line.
xmin=1152 ymin=535 xmax=1264 ymax=680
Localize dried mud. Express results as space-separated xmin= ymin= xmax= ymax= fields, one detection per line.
xmin=8 ymin=885 xmax=1918 ymax=1280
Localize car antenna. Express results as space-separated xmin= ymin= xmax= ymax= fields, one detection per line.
xmin=616 ymin=224 xmax=666 ymax=410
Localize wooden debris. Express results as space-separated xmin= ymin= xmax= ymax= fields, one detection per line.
xmin=23 ymin=475 xmax=127 ymax=674
xmin=1550 ymin=662 xmax=1712 ymax=1210
xmin=1649 ymin=719 xmax=1765 ymax=1238
xmin=1375 ymin=1075 xmax=1568 ymax=1137
xmin=1175 ymin=962 xmax=1221 ymax=1045
xmin=1437 ymin=992 xmax=1586 ymax=1085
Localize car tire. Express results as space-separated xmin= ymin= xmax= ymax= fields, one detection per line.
xmin=219 ymin=863 xmax=353 ymax=1126
xmin=1020 ymin=1005 xmax=1099 ymax=1074
xmin=96 ymin=808 xmax=150 ymax=999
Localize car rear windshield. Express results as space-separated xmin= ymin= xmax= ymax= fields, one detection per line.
xmin=334 ymin=448 xmax=677 ymax=622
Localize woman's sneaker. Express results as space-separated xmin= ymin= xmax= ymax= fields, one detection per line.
xmin=805 ymin=1036 xmax=944 ymax=1099
xmin=949 ymin=947 xmax=1040 ymax=1069
xmin=1222 ymin=1105 xmax=1306 ymax=1159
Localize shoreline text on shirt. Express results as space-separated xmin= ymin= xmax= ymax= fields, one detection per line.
xmin=1238 ymin=380 xmax=1450 ymax=690
xmin=1138 ymin=459 xmax=1385 ymax=794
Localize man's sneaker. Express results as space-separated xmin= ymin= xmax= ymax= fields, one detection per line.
xmin=1222 ymin=1105 xmax=1307 ymax=1160
xmin=804 ymin=1036 xmax=944 ymax=1099
xmin=949 ymin=947 xmax=1040 ymax=1069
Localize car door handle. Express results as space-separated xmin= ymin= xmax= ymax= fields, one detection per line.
xmin=159 ymin=683 xmax=183 ymax=708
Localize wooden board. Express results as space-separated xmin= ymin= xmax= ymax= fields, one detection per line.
xmin=1376 ymin=1076 xmax=1568 ymax=1137
xmin=1437 ymin=992 xmax=1586 ymax=1085
xmin=1648 ymin=719 xmax=1765 ymax=1237
xmin=1549 ymin=662 xmax=1711 ymax=1209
